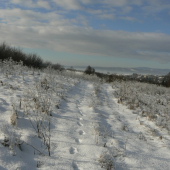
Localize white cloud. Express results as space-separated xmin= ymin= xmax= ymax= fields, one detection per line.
xmin=10 ymin=0 xmax=22 ymax=4
xmin=129 ymin=0 xmax=143 ymax=6
xmin=10 ymin=0 xmax=51 ymax=9
xmin=98 ymin=13 xmax=115 ymax=20
xmin=8 ymin=0 xmax=170 ymax=22
xmin=75 ymin=15 xmax=89 ymax=26
xmin=142 ymin=0 xmax=170 ymax=14
xmin=0 ymin=8 xmax=64 ymax=26
xmin=0 ymin=13 xmax=170 ymax=64
xmin=80 ymin=0 xmax=92 ymax=5
xmin=102 ymin=0 xmax=127 ymax=7
xmin=37 ymin=1 xmax=51 ymax=10
xmin=87 ymin=9 xmax=103 ymax=14
xmin=121 ymin=6 xmax=132 ymax=14
xmin=119 ymin=16 xmax=138 ymax=21
xmin=1 ymin=0 xmax=170 ymax=65
xmin=53 ymin=0 xmax=82 ymax=10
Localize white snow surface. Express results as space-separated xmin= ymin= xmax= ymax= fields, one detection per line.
xmin=0 ymin=70 xmax=170 ymax=170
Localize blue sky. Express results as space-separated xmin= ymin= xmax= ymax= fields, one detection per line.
xmin=0 ymin=0 xmax=170 ymax=69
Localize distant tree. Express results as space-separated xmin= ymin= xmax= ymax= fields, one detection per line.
xmin=84 ymin=65 xmax=95 ymax=75
xmin=162 ymin=72 xmax=170 ymax=87
xmin=25 ymin=53 xmax=43 ymax=68
xmin=43 ymin=61 xmax=52 ymax=68
xmin=0 ymin=42 xmax=66 ymax=70
xmin=52 ymin=63 xmax=65 ymax=71
xmin=0 ymin=42 xmax=43 ymax=69
xmin=67 ymin=66 xmax=76 ymax=71
xmin=70 ymin=66 xmax=74 ymax=70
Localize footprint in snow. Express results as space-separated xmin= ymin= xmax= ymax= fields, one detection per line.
xmin=75 ymin=138 xmax=82 ymax=144
xmin=79 ymin=130 xmax=85 ymax=135
xmin=72 ymin=161 xmax=82 ymax=170
xmin=69 ymin=147 xmax=77 ymax=154
xmin=77 ymin=122 xmax=83 ymax=126
xmin=78 ymin=117 xmax=83 ymax=120
xmin=79 ymin=110 xmax=84 ymax=115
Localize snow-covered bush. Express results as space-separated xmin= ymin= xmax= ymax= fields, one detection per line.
xmin=1 ymin=125 xmax=22 ymax=155
xmin=98 ymin=148 xmax=125 ymax=170
xmin=113 ymin=81 xmax=170 ymax=133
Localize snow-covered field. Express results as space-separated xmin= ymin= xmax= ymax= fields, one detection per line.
xmin=0 ymin=60 xmax=170 ymax=170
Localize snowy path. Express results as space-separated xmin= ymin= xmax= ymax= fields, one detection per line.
xmin=46 ymin=81 xmax=105 ymax=170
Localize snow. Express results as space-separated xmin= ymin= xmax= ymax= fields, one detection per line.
xmin=0 ymin=63 xmax=170 ymax=170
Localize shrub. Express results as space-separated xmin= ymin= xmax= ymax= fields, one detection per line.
xmin=84 ymin=65 xmax=95 ymax=75
xmin=0 ymin=42 xmax=56 ymax=69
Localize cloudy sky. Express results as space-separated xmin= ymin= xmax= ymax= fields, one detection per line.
xmin=0 ymin=0 xmax=170 ymax=68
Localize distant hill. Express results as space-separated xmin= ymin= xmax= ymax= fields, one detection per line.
xmin=64 ymin=66 xmax=170 ymax=76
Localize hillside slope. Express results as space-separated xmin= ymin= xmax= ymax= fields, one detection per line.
xmin=0 ymin=68 xmax=170 ymax=170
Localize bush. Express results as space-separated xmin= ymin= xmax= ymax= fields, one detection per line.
xmin=52 ymin=63 xmax=65 ymax=71
xmin=162 ymin=72 xmax=170 ymax=87
xmin=0 ymin=42 xmax=56 ymax=69
xmin=84 ymin=65 xmax=95 ymax=75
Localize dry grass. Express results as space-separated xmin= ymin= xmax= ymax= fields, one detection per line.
xmin=10 ymin=112 xmax=17 ymax=126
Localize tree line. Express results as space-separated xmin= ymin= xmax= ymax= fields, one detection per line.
xmin=0 ymin=42 xmax=64 ymax=70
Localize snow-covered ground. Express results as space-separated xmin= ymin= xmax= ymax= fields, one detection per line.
xmin=0 ymin=63 xmax=170 ymax=170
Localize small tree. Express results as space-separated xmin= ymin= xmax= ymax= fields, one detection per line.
xmin=84 ymin=65 xmax=95 ymax=75
xmin=67 ymin=66 xmax=75 ymax=71
xmin=162 ymin=72 xmax=170 ymax=87
xmin=52 ymin=63 xmax=65 ymax=71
